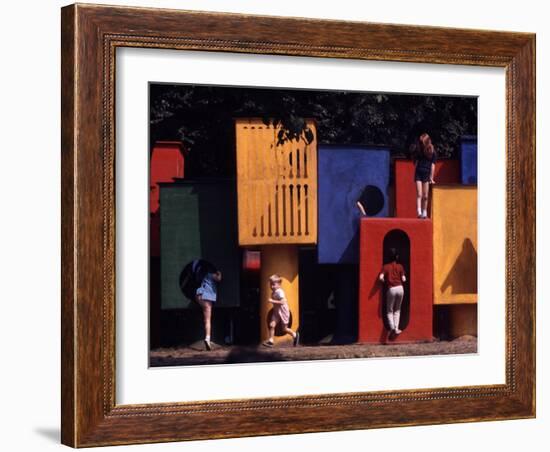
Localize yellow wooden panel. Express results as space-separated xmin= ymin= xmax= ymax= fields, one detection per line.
xmin=432 ymin=185 xmax=478 ymax=305
xmin=236 ymin=118 xmax=318 ymax=246
xmin=259 ymin=245 xmax=299 ymax=345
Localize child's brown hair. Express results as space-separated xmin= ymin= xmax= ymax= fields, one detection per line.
xmin=418 ymin=132 xmax=435 ymax=159
xmin=268 ymin=274 xmax=282 ymax=284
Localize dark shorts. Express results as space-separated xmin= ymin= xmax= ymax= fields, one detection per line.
xmin=414 ymin=167 xmax=431 ymax=183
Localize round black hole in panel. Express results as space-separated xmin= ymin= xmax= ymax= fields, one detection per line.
xmin=358 ymin=185 xmax=384 ymax=216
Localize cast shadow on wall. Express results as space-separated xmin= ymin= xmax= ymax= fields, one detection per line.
xmin=441 ymin=238 xmax=477 ymax=295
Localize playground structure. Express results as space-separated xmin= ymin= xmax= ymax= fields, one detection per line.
xmin=149 ymin=141 xmax=186 ymax=348
xmin=432 ymin=185 xmax=478 ymax=337
xmin=149 ymin=141 xmax=186 ymax=256
xmin=358 ymin=218 xmax=433 ymax=343
xmin=394 ymin=159 xmax=461 ymax=218
xmin=318 ymin=145 xmax=390 ymax=264
xmin=235 ymin=118 xmax=318 ymax=344
xmin=460 ymin=136 xmax=478 ymax=185
xmin=151 ymin=119 xmax=478 ymax=347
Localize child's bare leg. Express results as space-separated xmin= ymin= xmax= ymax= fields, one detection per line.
xmin=284 ymin=325 xmax=300 ymax=346
xmin=262 ymin=321 xmax=277 ymax=346
xmin=197 ymin=298 xmax=211 ymax=338
xmin=421 ymin=182 xmax=429 ymax=216
xmin=267 ymin=320 xmax=276 ymax=343
xmin=196 ymin=297 xmax=212 ymax=350
xmin=415 ymin=181 xmax=423 ymax=216
xmin=283 ymin=326 xmax=296 ymax=338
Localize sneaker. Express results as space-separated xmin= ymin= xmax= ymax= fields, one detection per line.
xmin=417 ymin=214 xmax=423 ymax=219
xmin=204 ymin=339 xmax=212 ymax=351
xmin=394 ymin=328 xmax=402 ymax=335
xmin=262 ymin=340 xmax=274 ymax=347
xmin=293 ymin=332 xmax=300 ymax=347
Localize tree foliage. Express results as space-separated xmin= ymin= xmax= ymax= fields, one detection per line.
xmin=150 ymin=84 xmax=477 ymax=178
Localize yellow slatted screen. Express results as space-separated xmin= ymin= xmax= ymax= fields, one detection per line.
xmin=235 ymin=118 xmax=318 ymax=246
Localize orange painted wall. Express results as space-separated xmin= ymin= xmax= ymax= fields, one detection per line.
xmin=432 ymin=186 xmax=477 ymax=305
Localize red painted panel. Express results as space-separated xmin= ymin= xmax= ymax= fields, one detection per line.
xmin=358 ymin=218 xmax=433 ymax=343
xmin=150 ymin=141 xmax=186 ymax=257
xmin=150 ymin=141 xmax=185 ymax=214
xmin=243 ymin=250 xmax=261 ymax=272
xmin=394 ymin=159 xmax=460 ymax=218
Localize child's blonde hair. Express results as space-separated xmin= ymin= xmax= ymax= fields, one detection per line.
xmin=268 ymin=274 xmax=282 ymax=284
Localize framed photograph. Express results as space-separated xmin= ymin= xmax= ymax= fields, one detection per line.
xmin=61 ymin=3 xmax=535 ymax=447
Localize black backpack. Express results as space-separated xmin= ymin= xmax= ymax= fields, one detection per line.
xmin=179 ymin=259 xmax=217 ymax=301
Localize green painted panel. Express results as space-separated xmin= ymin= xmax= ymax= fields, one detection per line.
xmin=160 ymin=181 xmax=240 ymax=309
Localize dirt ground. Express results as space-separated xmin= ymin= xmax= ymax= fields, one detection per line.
xmin=150 ymin=335 xmax=477 ymax=367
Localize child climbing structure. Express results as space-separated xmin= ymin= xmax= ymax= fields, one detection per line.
xmin=147 ymin=81 xmax=481 ymax=359
xmin=235 ymin=118 xmax=318 ymax=344
xmin=316 ymin=144 xmax=390 ymax=343
xmin=358 ymin=218 xmax=434 ymax=343
xmin=394 ymin=159 xmax=460 ymax=218
xmin=234 ymin=119 xmax=477 ymax=345
xmin=358 ymin=138 xmax=478 ymax=344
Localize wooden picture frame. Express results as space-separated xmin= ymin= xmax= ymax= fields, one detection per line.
xmin=61 ymin=3 xmax=535 ymax=447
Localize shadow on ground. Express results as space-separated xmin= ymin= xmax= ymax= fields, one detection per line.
xmin=150 ymin=336 xmax=477 ymax=367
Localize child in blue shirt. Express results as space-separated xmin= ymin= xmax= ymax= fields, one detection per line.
xmin=192 ymin=260 xmax=222 ymax=351
xmin=413 ymin=133 xmax=437 ymax=219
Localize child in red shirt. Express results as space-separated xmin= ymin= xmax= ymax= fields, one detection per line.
xmin=379 ymin=248 xmax=407 ymax=335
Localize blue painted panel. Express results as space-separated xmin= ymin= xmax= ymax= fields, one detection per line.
xmin=460 ymin=136 xmax=478 ymax=185
xmin=318 ymin=146 xmax=390 ymax=264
